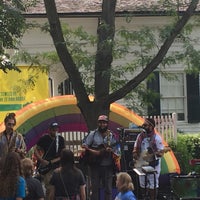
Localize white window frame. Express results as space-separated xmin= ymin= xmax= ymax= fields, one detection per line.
xmin=159 ymin=72 xmax=187 ymax=121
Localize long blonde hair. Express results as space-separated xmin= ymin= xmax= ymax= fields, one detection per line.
xmin=116 ymin=172 xmax=134 ymax=192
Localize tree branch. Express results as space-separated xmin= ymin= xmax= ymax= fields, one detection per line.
xmin=106 ymin=0 xmax=199 ymax=105
xmin=43 ymin=0 xmax=90 ymax=104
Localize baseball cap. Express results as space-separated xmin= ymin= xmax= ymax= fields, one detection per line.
xmin=145 ymin=118 xmax=155 ymax=128
xmin=50 ymin=122 xmax=59 ymax=128
xmin=98 ymin=115 xmax=108 ymax=122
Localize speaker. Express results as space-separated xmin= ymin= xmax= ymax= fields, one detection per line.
xmin=118 ymin=128 xmax=141 ymax=172
xmin=121 ymin=142 xmax=134 ymax=171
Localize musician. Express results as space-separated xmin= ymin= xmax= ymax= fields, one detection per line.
xmin=82 ymin=115 xmax=117 ymax=200
xmin=34 ymin=122 xmax=65 ymax=200
xmin=132 ymin=118 xmax=164 ymax=200
xmin=0 ymin=113 xmax=26 ymax=160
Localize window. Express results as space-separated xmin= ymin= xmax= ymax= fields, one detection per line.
xmin=160 ymin=73 xmax=186 ymax=121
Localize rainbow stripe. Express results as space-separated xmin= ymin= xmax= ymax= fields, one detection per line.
xmin=0 ymin=95 xmax=180 ymax=174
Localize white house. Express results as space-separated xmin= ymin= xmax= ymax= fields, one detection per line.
xmin=18 ymin=0 xmax=200 ymax=132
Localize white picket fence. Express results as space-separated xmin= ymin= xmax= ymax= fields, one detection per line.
xmin=60 ymin=131 xmax=87 ymax=157
xmin=148 ymin=112 xmax=177 ymax=143
xmin=60 ymin=112 xmax=177 ymax=156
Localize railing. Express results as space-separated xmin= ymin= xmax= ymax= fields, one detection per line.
xmin=60 ymin=131 xmax=87 ymax=157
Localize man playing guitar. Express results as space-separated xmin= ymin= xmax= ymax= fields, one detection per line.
xmin=132 ymin=118 xmax=164 ymax=200
xmin=34 ymin=122 xmax=65 ymax=200
xmin=82 ymin=115 xmax=118 ymax=200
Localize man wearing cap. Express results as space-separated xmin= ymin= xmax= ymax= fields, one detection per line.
xmin=34 ymin=122 xmax=66 ymax=199
xmin=82 ymin=115 xmax=117 ymax=200
xmin=132 ymin=118 xmax=164 ymax=200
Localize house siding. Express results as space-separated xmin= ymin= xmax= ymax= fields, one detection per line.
xmin=17 ymin=14 xmax=200 ymax=124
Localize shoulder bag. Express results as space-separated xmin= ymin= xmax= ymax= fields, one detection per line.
xmin=55 ymin=171 xmax=80 ymax=200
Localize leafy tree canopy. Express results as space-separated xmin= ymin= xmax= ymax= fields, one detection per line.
xmin=38 ymin=2 xmax=200 ymax=114
xmin=4 ymin=0 xmax=200 ymax=129
xmin=0 ymin=0 xmax=35 ymax=73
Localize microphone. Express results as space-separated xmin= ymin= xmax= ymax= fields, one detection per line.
xmin=142 ymin=129 xmax=147 ymax=134
xmin=116 ymin=127 xmax=124 ymax=132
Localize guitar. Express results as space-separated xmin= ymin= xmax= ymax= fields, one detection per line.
xmin=37 ymin=157 xmax=60 ymax=175
xmin=81 ymin=129 xmax=121 ymax=170
xmin=34 ymin=146 xmax=61 ymax=175
xmin=79 ymin=145 xmax=104 ymax=166
xmin=133 ymin=146 xmax=171 ymax=168
xmin=80 ymin=143 xmax=121 ymax=171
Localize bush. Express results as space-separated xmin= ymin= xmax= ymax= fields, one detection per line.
xmin=168 ymin=133 xmax=200 ymax=174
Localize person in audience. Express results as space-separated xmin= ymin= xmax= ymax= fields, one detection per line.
xmin=0 ymin=152 xmax=26 ymax=200
xmin=115 ymin=172 xmax=136 ymax=200
xmin=21 ymin=158 xmax=45 ymax=200
xmin=49 ymin=148 xmax=86 ymax=200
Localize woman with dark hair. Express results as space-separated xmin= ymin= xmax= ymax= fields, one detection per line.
xmin=0 ymin=152 xmax=26 ymax=200
xmin=21 ymin=158 xmax=45 ymax=200
xmin=0 ymin=113 xmax=26 ymax=160
xmin=49 ymin=149 xmax=86 ymax=200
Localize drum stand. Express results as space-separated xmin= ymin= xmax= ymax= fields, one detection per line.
xmin=134 ymin=166 xmax=157 ymax=200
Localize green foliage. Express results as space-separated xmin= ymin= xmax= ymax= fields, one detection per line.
xmin=168 ymin=134 xmax=200 ymax=174
xmin=8 ymin=50 xmax=49 ymax=95
xmin=38 ymin=11 xmax=200 ymax=112
xmin=13 ymin=1 xmax=199 ymax=113
xmin=0 ymin=0 xmax=33 ymax=52
xmin=13 ymin=50 xmax=50 ymax=73
xmin=0 ymin=54 xmax=21 ymax=73
xmin=0 ymin=0 xmax=35 ymax=73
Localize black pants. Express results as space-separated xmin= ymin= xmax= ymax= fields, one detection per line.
xmin=90 ymin=165 xmax=113 ymax=200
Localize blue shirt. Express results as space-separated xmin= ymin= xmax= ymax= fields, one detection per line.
xmin=115 ymin=190 xmax=136 ymax=200
xmin=0 ymin=176 xmax=26 ymax=200
xmin=83 ymin=129 xmax=117 ymax=166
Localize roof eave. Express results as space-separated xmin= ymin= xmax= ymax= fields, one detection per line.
xmin=23 ymin=10 xmax=200 ymax=18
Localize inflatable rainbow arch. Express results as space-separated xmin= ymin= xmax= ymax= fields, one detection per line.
xmin=0 ymin=95 xmax=180 ymax=174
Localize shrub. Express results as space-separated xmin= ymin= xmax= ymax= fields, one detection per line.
xmin=168 ymin=134 xmax=200 ymax=174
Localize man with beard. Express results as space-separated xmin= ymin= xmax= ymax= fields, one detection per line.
xmin=0 ymin=113 xmax=26 ymax=160
xmin=82 ymin=115 xmax=117 ymax=200
xmin=34 ymin=122 xmax=66 ymax=200
xmin=132 ymin=118 xmax=164 ymax=200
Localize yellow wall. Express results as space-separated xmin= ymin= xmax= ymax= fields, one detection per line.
xmin=0 ymin=66 xmax=49 ymax=122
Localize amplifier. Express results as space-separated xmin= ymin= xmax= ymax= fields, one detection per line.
xmin=117 ymin=127 xmax=142 ymax=172
xmin=118 ymin=128 xmax=142 ymax=143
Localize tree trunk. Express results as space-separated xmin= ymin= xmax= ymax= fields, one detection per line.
xmin=95 ymin=0 xmax=116 ymax=100
xmin=78 ymin=99 xmax=110 ymax=131
xmin=43 ymin=0 xmax=199 ymax=130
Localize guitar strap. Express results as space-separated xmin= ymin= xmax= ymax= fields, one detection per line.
xmin=38 ymin=135 xmax=56 ymax=161
xmin=56 ymin=133 xmax=59 ymax=153
xmin=106 ymin=130 xmax=111 ymax=146
xmin=46 ymin=139 xmax=54 ymax=159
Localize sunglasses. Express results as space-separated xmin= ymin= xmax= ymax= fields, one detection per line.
xmin=7 ymin=123 xmax=15 ymax=126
